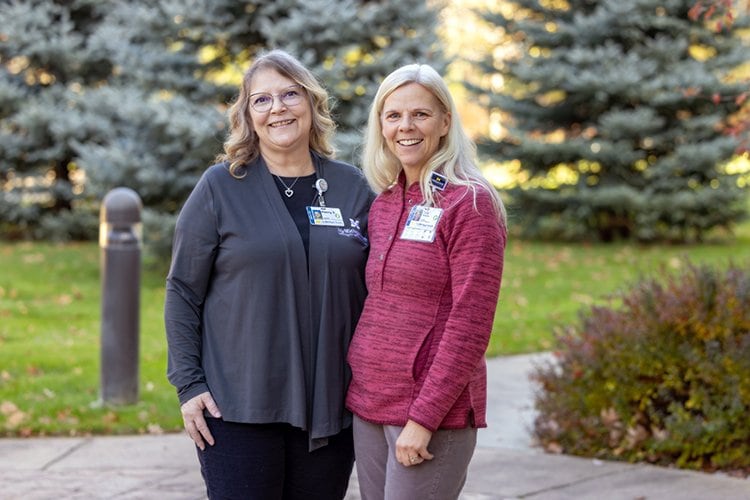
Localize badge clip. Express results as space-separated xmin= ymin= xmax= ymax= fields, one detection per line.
xmin=430 ymin=172 xmax=447 ymax=191
xmin=315 ymin=178 xmax=328 ymax=207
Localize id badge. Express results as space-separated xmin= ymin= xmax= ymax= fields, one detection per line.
xmin=400 ymin=205 xmax=443 ymax=242
xmin=306 ymin=206 xmax=345 ymax=227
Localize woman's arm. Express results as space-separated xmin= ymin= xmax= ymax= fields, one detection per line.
xmin=407 ymin=187 xmax=507 ymax=431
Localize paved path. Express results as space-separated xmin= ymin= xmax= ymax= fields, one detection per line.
xmin=1 ymin=354 xmax=748 ymax=499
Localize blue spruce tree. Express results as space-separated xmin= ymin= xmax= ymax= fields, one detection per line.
xmin=475 ymin=0 xmax=749 ymax=242
xmin=0 ymin=0 xmax=445 ymax=262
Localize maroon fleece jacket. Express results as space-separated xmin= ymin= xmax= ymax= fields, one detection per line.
xmin=346 ymin=177 xmax=506 ymax=431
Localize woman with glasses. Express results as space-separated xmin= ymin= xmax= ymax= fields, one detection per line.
xmin=165 ymin=49 xmax=373 ymax=499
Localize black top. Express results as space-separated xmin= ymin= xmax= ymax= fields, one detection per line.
xmin=273 ymin=173 xmax=317 ymax=257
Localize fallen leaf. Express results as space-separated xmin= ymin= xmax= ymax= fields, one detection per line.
xmin=147 ymin=423 xmax=164 ymax=435
xmin=55 ymin=294 xmax=73 ymax=306
xmin=1 ymin=400 xmax=19 ymax=415
xmin=21 ymin=253 xmax=45 ymax=264
xmin=102 ymin=411 xmax=118 ymax=424
xmin=26 ymin=365 xmax=43 ymax=377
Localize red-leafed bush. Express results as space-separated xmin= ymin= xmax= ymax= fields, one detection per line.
xmin=532 ymin=261 xmax=750 ymax=475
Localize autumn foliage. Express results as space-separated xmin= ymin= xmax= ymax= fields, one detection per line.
xmin=689 ymin=0 xmax=750 ymax=153
xmin=532 ymin=261 xmax=750 ymax=475
xmin=688 ymin=0 xmax=736 ymax=31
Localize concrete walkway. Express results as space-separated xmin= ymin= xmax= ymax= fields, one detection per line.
xmin=1 ymin=353 xmax=748 ymax=499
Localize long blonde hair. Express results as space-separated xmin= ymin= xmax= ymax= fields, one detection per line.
xmin=217 ymin=49 xmax=336 ymax=177
xmin=362 ymin=63 xmax=506 ymax=224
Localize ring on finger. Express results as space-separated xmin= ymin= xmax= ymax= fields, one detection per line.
xmin=409 ymin=455 xmax=419 ymax=464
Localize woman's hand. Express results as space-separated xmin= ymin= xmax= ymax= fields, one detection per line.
xmin=396 ymin=419 xmax=434 ymax=467
xmin=180 ymin=391 xmax=222 ymax=450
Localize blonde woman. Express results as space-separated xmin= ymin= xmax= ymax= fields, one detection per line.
xmin=347 ymin=63 xmax=507 ymax=500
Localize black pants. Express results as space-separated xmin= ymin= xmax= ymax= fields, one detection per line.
xmin=197 ymin=418 xmax=354 ymax=500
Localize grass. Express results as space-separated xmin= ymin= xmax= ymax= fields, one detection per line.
xmin=1 ymin=217 xmax=749 ymax=436
xmin=490 ymin=227 xmax=750 ymax=354
xmin=0 ymin=243 xmax=180 ymax=436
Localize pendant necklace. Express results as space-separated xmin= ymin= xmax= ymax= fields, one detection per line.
xmin=275 ymin=175 xmax=301 ymax=198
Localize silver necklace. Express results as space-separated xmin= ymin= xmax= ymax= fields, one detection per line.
xmin=275 ymin=175 xmax=301 ymax=198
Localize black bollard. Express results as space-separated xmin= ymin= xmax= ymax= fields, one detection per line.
xmin=99 ymin=187 xmax=142 ymax=405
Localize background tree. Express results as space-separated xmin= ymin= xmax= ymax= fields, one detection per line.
xmin=473 ymin=0 xmax=749 ymax=242
xmin=0 ymin=0 xmax=113 ymax=239
xmin=0 ymin=0 xmax=446 ymax=260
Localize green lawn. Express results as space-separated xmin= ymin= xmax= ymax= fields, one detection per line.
xmin=0 ymin=243 xmax=180 ymax=436
xmin=1 ymin=218 xmax=749 ymax=436
xmin=491 ymin=229 xmax=750 ymax=354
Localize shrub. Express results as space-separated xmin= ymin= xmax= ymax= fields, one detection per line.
xmin=36 ymin=203 xmax=99 ymax=242
xmin=532 ymin=261 xmax=750 ymax=476
xmin=141 ymin=207 xmax=176 ymax=272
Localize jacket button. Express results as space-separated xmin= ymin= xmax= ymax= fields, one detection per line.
xmin=379 ymin=254 xmax=384 ymax=260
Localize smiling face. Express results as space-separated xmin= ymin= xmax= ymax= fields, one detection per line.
xmin=380 ymin=83 xmax=451 ymax=185
xmin=249 ymin=68 xmax=312 ymax=157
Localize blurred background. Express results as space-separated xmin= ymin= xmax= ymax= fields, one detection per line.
xmin=1 ymin=0 xmax=750 ymax=439
xmin=1 ymin=0 xmax=748 ymax=261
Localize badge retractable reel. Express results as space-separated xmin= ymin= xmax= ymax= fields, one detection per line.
xmin=315 ymin=178 xmax=328 ymax=207
xmin=306 ymin=176 xmax=344 ymax=227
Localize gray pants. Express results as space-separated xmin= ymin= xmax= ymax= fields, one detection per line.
xmin=352 ymin=415 xmax=477 ymax=500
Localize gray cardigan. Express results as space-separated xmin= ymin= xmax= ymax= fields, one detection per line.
xmin=165 ymin=152 xmax=373 ymax=449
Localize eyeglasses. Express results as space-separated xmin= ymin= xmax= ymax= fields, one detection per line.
xmin=249 ymin=85 xmax=304 ymax=112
